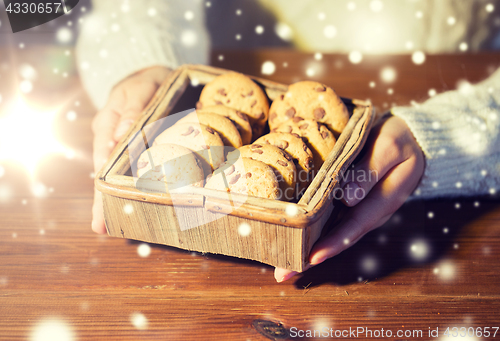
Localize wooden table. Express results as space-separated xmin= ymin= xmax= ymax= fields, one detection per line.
xmin=1 ymin=50 xmax=499 ymax=340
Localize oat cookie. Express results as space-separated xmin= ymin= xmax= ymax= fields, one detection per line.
xmin=197 ymin=105 xmax=252 ymax=145
xmin=198 ymin=72 xmax=269 ymax=138
xmin=254 ymin=132 xmax=314 ymax=195
xmin=176 ymin=111 xmax=243 ymax=148
xmin=273 ymin=118 xmax=336 ymax=172
xmin=227 ymin=144 xmax=297 ymax=201
xmin=137 ymin=144 xmax=205 ymax=189
xmin=154 ymin=122 xmax=225 ymax=173
xmin=205 ymin=157 xmax=279 ymax=200
xmin=268 ymin=81 xmax=349 ymax=137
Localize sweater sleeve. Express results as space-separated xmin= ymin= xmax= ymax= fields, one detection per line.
xmin=76 ymin=0 xmax=210 ymax=109
xmin=391 ymin=68 xmax=500 ymax=200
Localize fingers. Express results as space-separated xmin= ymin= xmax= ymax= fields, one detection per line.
xmin=340 ymin=116 xmax=416 ymax=207
xmin=310 ymin=153 xmax=424 ymax=266
xmin=274 ymin=268 xmax=298 ymax=283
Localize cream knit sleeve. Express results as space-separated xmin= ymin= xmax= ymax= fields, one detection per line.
xmin=391 ymin=69 xmax=500 ymax=199
xmin=76 ymin=0 xmax=210 ymax=109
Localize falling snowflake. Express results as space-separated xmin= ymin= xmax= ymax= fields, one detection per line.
xmin=131 ymin=312 xmax=148 ymax=330
xmin=369 ymin=0 xmax=383 ymax=12
xmin=427 ymin=211 xmax=434 ymax=219
xmin=410 ymin=240 xmax=430 ymax=261
xmin=235 ymin=9 xmax=242 ymax=16
xmin=486 ymin=3 xmax=494 ymax=12
xmin=20 ymin=80 xmax=33 ymax=93
xmin=285 ymin=204 xmax=299 ymax=217
xmin=111 ymin=23 xmax=120 ymax=32
xmin=348 ymin=51 xmax=363 ymax=64
xmin=434 ymin=260 xmax=456 ymax=281
xmin=489 ymin=188 xmax=496 ymax=195
xmin=66 ymin=111 xmax=77 ymax=121
xmin=30 ymin=318 xmax=76 ymax=341
xmin=261 ymin=61 xmax=276 ymax=75
xmin=323 ymin=25 xmax=337 ymax=39
xmin=19 ymin=64 xmax=37 ymax=80
xmin=32 ymin=182 xmax=48 ymax=198
xmin=255 ymin=25 xmax=264 ymax=35
xmin=275 ymin=22 xmax=293 ymax=41
xmin=428 ymin=88 xmax=437 ymax=97
xmin=343 ymin=238 xmax=350 ymax=245
xmin=314 ymin=52 xmax=323 ymax=61
xmin=235 ymin=34 xmax=242 ymax=40
xmin=137 ymin=243 xmax=151 ymax=257
xmin=447 ymin=16 xmax=456 ymax=25
xmin=474 ymin=201 xmax=480 ymax=207
xmin=56 ymin=27 xmax=73 ymax=43
xmin=19 ymin=43 xmax=25 ymax=49
xmin=123 ymin=204 xmax=134 ymax=214
xmin=443 ymin=227 xmax=449 ymax=234
xmin=360 ymin=255 xmax=378 ymax=274
xmin=369 ymin=81 xmax=376 ymax=88
xmin=455 ymin=182 xmax=463 ymax=188
xmin=184 ymin=11 xmax=194 ymax=21
xmin=459 ymin=42 xmax=469 ymax=52
xmin=147 ymin=8 xmax=157 ymax=16
xmin=412 ymin=51 xmax=426 ymax=64
xmin=190 ymin=78 xmax=200 ymax=86
xmin=387 ymin=88 xmax=393 ymax=95
xmin=238 ymin=223 xmax=251 ymax=237
xmin=181 ymin=30 xmax=198 ymax=47
xmin=432 ymin=121 xmax=440 ymax=129
xmin=415 ymin=11 xmax=423 ymax=19
xmin=405 ymin=41 xmax=414 ymax=49
xmin=121 ymin=3 xmax=130 ymax=12
xmin=317 ymin=12 xmax=326 ymax=20
xmin=455 ymin=202 xmax=461 ymax=209
xmin=218 ymin=54 xmax=224 ymax=61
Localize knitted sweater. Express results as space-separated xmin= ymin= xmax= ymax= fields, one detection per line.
xmin=77 ymin=0 xmax=500 ymax=198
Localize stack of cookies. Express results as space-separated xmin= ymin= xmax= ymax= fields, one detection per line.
xmin=137 ymin=72 xmax=349 ymax=202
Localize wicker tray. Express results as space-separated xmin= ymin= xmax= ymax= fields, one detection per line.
xmin=95 ymin=64 xmax=374 ymax=271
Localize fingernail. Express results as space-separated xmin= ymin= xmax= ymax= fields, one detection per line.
xmin=310 ymin=256 xmax=326 ymax=265
xmin=277 ymin=271 xmax=298 ymax=283
xmin=115 ymin=120 xmax=134 ymax=139
xmin=342 ymin=181 xmax=361 ymax=205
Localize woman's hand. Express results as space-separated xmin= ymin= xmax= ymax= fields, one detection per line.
xmin=91 ymin=66 xmax=172 ymax=234
xmin=275 ymin=115 xmax=425 ymax=282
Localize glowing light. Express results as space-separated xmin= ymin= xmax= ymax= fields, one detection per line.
xmin=432 ymin=181 xmax=438 ymax=188
xmin=360 ymin=255 xmax=378 ymax=274
xmin=20 ymin=80 xmax=33 ymax=93
xmin=191 ymin=78 xmax=200 ymax=86
xmin=456 ymin=182 xmax=463 ymax=188
xmin=347 ymin=2 xmax=356 ymax=11
xmin=181 ymin=30 xmax=197 ymax=47
xmin=410 ymin=240 xmax=430 ymax=260
xmin=415 ymin=11 xmax=423 ymax=18
xmin=0 ymin=98 xmax=69 ymax=177
xmin=121 ymin=3 xmax=130 ymax=12
xmin=490 ymin=188 xmax=496 ymax=195
xmin=481 ymin=169 xmax=487 ymax=176
xmin=111 ymin=23 xmax=120 ymax=32
xmin=318 ymin=12 xmax=326 ymax=20
xmin=387 ymin=88 xmax=393 ymax=95
xmin=39 ymin=229 xmax=45 ymax=235
xmin=306 ymin=68 xmax=315 ymax=77
xmin=434 ymin=260 xmax=456 ymax=281
xmin=474 ymin=201 xmax=480 ymax=207
xmin=131 ymin=312 xmax=148 ymax=330
xmin=285 ymin=204 xmax=299 ymax=217
xmin=66 ymin=111 xmax=77 ymax=121
xmin=137 ymin=243 xmax=151 ymax=257
xmin=459 ymin=42 xmax=468 ymax=51
xmin=343 ymin=238 xmax=350 ymax=245
xmin=314 ymin=52 xmax=323 ymax=60
xmin=122 ymin=204 xmax=133 ymax=215
xmin=455 ymin=202 xmax=461 ymax=209
xmin=255 ymin=25 xmax=264 ymax=35
xmin=30 ymin=318 xmax=75 ymax=341
xmin=443 ymin=227 xmax=449 ymax=234
xmin=184 ymin=10 xmax=194 ymax=20
xmin=457 ymin=80 xmax=473 ymax=94
xmin=238 ymin=223 xmax=251 ymax=237
xmin=218 ymin=54 xmax=224 ymax=61
xmin=323 ymin=25 xmax=337 ymax=39
xmin=32 ymin=182 xmax=48 ymax=198
xmin=405 ymin=41 xmax=414 ymax=49
xmin=348 ymin=51 xmax=363 ymax=64
xmin=427 ymin=211 xmax=434 ymax=218
xmin=432 ymin=121 xmax=440 ymax=129
xmin=412 ymin=51 xmax=426 ymax=64
xmin=235 ymin=34 xmax=242 ymax=40
xmin=56 ymin=27 xmax=73 ymax=43
xmin=19 ymin=64 xmax=37 ymax=80
xmin=261 ymin=61 xmax=276 ymax=75
xmin=486 ymin=4 xmax=494 ymax=12
xmin=147 ymin=8 xmax=157 ymax=16
xmin=12 ymin=232 xmax=17 ymax=238
xmin=370 ymin=0 xmax=383 ymax=12
xmin=275 ymin=22 xmax=293 ymax=41
xmin=447 ymin=16 xmax=456 ymax=25
xmin=428 ymin=88 xmax=437 ymax=97
xmin=205 ymin=1 xmax=211 ymax=7
xmin=369 ymin=81 xmax=376 ymax=88
xmin=235 ymin=9 xmax=242 ymax=15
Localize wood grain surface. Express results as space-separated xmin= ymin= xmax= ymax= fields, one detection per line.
xmin=1 ymin=49 xmax=500 ymax=341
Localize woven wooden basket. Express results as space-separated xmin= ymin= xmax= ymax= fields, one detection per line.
xmin=95 ymin=65 xmax=374 ymax=271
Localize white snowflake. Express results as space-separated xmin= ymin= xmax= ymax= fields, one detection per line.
xmin=323 ymin=25 xmax=337 ymax=39
xmin=261 ymin=61 xmax=276 ymax=75
xmin=412 ymin=51 xmax=426 ymax=64
xmin=137 ymin=243 xmax=151 ymax=257
xmin=56 ymin=27 xmax=73 ymax=43
xmin=447 ymin=16 xmax=456 ymax=25
xmin=459 ymin=42 xmax=468 ymax=51
xmin=255 ymin=25 xmax=264 ymax=35
xmin=380 ymin=66 xmax=396 ymax=83
xmin=348 ymin=51 xmax=363 ymax=64
xmin=131 ymin=312 xmax=148 ymax=330
xmin=238 ymin=223 xmax=251 ymax=237
xmin=370 ymin=0 xmax=383 ymax=12
xmin=428 ymin=88 xmax=437 ymax=97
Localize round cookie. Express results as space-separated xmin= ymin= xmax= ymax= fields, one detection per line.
xmin=154 ymin=122 xmax=225 ymax=173
xmin=268 ymin=81 xmax=349 ymax=137
xmin=227 ymin=144 xmax=297 ymax=201
xmin=205 ymin=157 xmax=280 ymax=200
xmin=198 ymin=72 xmax=269 ymax=138
xmin=197 ymin=105 xmax=252 ymax=145
xmin=176 ymin=111 xmax=242 ymax=148
xmin=136 ymin=144 xmax=205 ymax=189
xmin=273 ymin=118 xmax=336 ymax=172
xmin=254 ymin=132 xmax=314 ymax=196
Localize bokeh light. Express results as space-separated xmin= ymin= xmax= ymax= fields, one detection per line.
xmin=30 ymin=318 xmax=75 ymax=341
xmin=137 ymin=243 xmax=151 ymax=258
xmin=261 ymin=61 xmax=276 ymax=75
xmin=238 ymin=223 xmax=251 ymax=237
